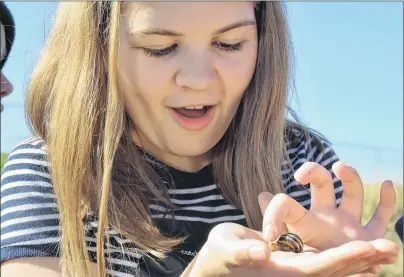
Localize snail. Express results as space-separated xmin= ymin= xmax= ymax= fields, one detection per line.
xmin=269 ymin=233 xmax=303 ymax=253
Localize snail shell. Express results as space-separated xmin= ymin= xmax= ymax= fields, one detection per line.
xmin=269 ymin=233 xmax=303 ymax=253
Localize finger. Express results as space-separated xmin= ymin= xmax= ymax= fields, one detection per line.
xmin=338 ymin=248 xmax=396 ymax=277
xmin=232 ymin=239 xmax=271 ymax=266
xmin=261 ymin=193 xmax=307 ymax=241
xmin=369 ymin=238 xmax=400 ymax=261
xmin=366 ymin=180 xmax=396 ymax=237
xmin=362 ymin=252 xmax=398 ymax=266
xmin=333 ymin=161 xmax=364 ymax=222
xmin=345 ymin=258 xmax=387 ymax=277
xmin=307 ymin=241 xmax=376 ymax=275
xmin=207 ymin=223 xmax=271 ymax=267
xmin=364 ymin=265 xmax=381 ymax=275
xmin=338 ymin=242 xmax=398 ymax=277
xmin=258 ymin=192 xmax=288 ymax=235
xmin=258 ymin=191 xmax=274 ymax=215
xmin=294 ymin=162 xmax=336 ymax=210
xmin=375 ymin=256 xmax=398 ymax=265
xmin=344 ymin=266 xmax=381 ymax=276
xmin=335 ymin=260 xmax=374 ymax=277
xmin=206 ymin=238 xmax=270 ymax=268
xmin=302 ymin=244 xmax=320 ymax=253
xmin=332 ymin=239 xmax=398 ymax=277
xmin=355 ymin=265 xmax=381 ymax=275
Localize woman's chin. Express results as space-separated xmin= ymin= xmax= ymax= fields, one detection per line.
xmin=156 ymin=145 xmax=213 ymax=171
xmin=166 ymin=147 xmax=212 ymax=160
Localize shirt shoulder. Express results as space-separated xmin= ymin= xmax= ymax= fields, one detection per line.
xmin=1 ymin=137 xmax=144 ymax=276
xmin=1 ymin=137 xmax=60 ymax=262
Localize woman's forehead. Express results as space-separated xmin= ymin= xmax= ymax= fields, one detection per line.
xmin=122 ymin=2 xmax=256 ymax=33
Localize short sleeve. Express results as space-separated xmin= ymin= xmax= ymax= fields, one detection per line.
xmin=0 ymin=138 xmax=146 ymax=276
xmin=283 ymin=128 xmax=343 ymax=209
xmin=1 ymin=138 xmax=61 ymax=263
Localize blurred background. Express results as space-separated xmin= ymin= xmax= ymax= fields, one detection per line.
xmin=0 ymin=2 xmax=403 ymax=276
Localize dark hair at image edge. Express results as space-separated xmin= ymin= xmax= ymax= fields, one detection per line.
xmin=0 ymin=1 xmax=15 ymax=69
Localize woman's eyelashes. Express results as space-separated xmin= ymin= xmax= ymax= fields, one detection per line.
xmin=141 ymin=44 xmax=178 ymax=58
xmin=140 ymin=41 xmax=245 ymax=58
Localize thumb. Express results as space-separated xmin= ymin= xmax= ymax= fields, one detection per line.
xmin=227 ymin=239 xmax=271 ymax=266
xmin=206 ymin=223 xmax=271 ymax=268
xmin=193 ymin=238 xmax=270 ymax=277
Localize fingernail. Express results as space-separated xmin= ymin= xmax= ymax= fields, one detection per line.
xmin=248 ymin=245 xmax=267 ymax=261
xmin=346 ymin=164 xmax=356 ymax=172
xmin=264 ymin=225 xmax=275 ymax=241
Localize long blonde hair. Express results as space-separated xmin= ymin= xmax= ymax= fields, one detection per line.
xmin=26 ymin=2 xmax=301 ymax=277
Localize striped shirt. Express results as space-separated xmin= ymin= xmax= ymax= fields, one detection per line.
xmin=1 ymin=130 xmax=343 ymax=277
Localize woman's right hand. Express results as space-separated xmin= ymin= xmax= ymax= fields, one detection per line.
xmin=181 ymin=222 xmax=398 ymax=277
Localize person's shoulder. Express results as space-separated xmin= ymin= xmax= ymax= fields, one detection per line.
xmin=1 ymin=135 xmax=52 ymax=199
xmin=284 ymin=122 xmax=337 ymax=163
xmin=9 ymin=136 xmax=47 ymax=152
xmin=0 ymin=137 xmax=59 ymax=264
xmin=285 ymin=122 xmax=329 ymax=152
xmin=1 ymin=136 xmax=49 ymax=184
xmin=3 ymin=136 xmax=48 ymax=160
xmin=0 ymin=137 xmax=143 ymax=273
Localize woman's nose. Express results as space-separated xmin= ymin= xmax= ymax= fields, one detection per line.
xmin=175 ymin=53 xmax=216 ymax=92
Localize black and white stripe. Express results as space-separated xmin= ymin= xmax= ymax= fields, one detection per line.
xmin=1 ymin=130 xmax=343 ymax=277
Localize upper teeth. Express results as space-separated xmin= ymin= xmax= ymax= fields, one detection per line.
xmin=184 ymin=105 xmax=204 ymax=109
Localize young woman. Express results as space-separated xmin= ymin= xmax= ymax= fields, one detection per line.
xmin=0 ymin=2 xmax=399 ymax=277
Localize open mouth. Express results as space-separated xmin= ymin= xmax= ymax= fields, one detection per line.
xmin=172 ymin=105 xmax=212 ymax=118
xmin=170 ymin=105 xmax=216 ymax=131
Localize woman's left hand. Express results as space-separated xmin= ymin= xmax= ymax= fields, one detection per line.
xmin=258 ymin=161 xmax=397 ymax=276
xmin=258 ymin=161 xmax=396 ymax=253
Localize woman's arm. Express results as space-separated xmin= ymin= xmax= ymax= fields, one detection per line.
xmin=1 ymin=257 xmax=98 ymax=277
xmin=1 ymin=140 xmax=70 ymax=276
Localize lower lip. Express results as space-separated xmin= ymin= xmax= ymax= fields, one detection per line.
xmin=170 ymin=106 xmax=216 ymax=131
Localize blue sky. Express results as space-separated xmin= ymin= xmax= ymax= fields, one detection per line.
xmin=1 ymin=2 xmax=402 ymax=184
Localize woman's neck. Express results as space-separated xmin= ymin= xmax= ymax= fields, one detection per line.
xmin=131 ymin=130 xmax=212 ymax=173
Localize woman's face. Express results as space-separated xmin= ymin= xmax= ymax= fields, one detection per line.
xmin=118 ymin=2 xmax=257 ymax=170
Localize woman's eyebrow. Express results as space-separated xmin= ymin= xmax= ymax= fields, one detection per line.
xmin=128 ymin=19 xmax=256 ymax=38
xmin=213 ymin=20 xmax=256 ymax=35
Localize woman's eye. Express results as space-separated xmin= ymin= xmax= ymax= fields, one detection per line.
xmin=141 ymin=44 xmax=178 ymax=58
xmin=140 ymin=41 xmax=244 ymax=58
xmin=213 ymin=41 xmax=244 ymax=52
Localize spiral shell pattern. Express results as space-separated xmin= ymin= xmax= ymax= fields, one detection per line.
xmin=270 ymin=233 xmax=303 ymax=253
